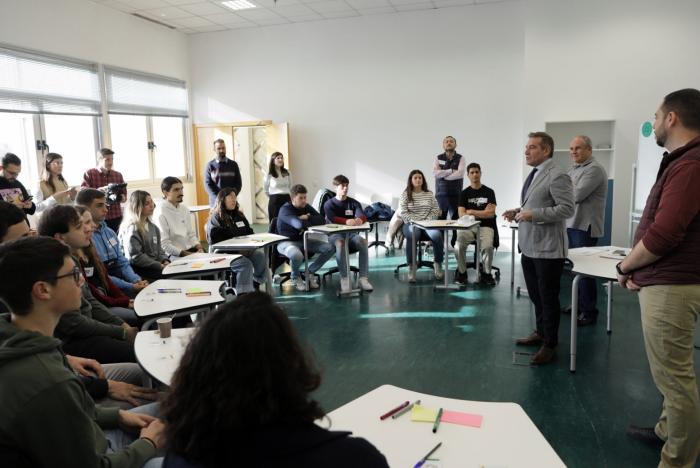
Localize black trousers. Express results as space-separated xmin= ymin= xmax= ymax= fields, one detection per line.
xmin=62 ymin=335 xmax=136 ymax=364
xmin=105 ymin=216 xmax=122 ymax=233
xmin=268 ymin=194 xmax=291 ymax=222
xmin=521 ymin=255 xmax=565 ymax=348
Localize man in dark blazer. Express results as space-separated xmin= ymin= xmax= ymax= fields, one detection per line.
xmin=504 ymin=132 xmax=574 ymax=365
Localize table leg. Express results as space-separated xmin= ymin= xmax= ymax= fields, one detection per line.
xmin=606 ymin=281 xmax=613 ymax=334
xmin=264 ymin=245 xmax=273 ymax=293
xmin=444 ymin=229 xmax=449 ymax=288
xmin=510 ymin=229 xmax=515 ymax=288
xmin=303 ymin=232 xmax=309 ymax=291
xmin=570 ymin=274 xmax=581 ymax=373
xmin=339 ymin=232 xmax=362 ymax=297
xmin=476 ymin=225 xmax=481 ymax=283
xmin=412 ymin=224 xmax=417 ymax=279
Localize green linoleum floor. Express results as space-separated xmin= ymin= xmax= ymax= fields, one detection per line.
xmin=265 ymin=247 xmax=695 ymax=468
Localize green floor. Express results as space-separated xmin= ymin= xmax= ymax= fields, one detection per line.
xmin=264 ymin=246 xmax=690 ymax=468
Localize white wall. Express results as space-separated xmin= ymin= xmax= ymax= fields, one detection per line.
xmin=189 ymin=2 xmax=525 ymax=223
xmin=0 ymin=0 xmax=196 ymax=206
xmin=524 ymin=0 xmax=700 ymax=245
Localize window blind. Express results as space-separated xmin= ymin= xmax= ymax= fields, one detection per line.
xmin=105 ymin=66 xmax=188 ymax=118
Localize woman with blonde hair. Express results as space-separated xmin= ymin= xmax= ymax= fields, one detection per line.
xmin=119 ymin=190 xmax=170 ymax=282
xmin=34 ymin=152 xmax=76 ymax=212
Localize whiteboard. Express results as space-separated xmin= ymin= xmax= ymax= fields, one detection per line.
xmin=634 ymin=121 xmax=664 ymax=212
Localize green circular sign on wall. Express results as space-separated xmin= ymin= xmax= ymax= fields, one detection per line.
xmin=642 ymin=121 xmax=653 ymax=138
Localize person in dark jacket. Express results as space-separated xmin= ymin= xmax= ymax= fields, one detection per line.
xmin=203 ymin=139 xmax=242 ymax=206
xmin=0 ymin=236 xmax=165 ymax=468
xmin=0 ymin=152 xmax=35 ymax=217
xmin=206 ymin=188 xmax=265 ymax=293
xmin=161 ymin=292 xmax=388 ymax=468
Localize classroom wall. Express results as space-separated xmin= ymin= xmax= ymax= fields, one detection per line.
xmin=0 ymin=0 xmax=196 ymax=207
xmin=523 ymin=0 xmax=700 ymax=245
xmin=189 ymin=1 xmax=526 ymax=234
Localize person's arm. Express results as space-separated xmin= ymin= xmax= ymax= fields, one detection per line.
xmin=156 ymin=211 xmax=180 ymax=257
xmin=427 ymin=194 xmax=441 ymax=220
xmin=307 ymin=205 xmax=326 ymax=226
xmin=203 ymin=162 xmax=219 ymax=199
xmin=55 ymin=300 xmax=125 ymax=341
xmin=398 ymin=192 xmax=415 ymax=223
xmin=353 ymin=200 xmax=367 ymax=223
xmin=83 ymin=285 xmax=124 ymax=326
xmin=444 ymin=156 xmax=466 ymax=180
xmin=233 ymin=160 xmax=242 ymax=194
xmin=573 ymin=164 xmax=607 ymax=204
xmin=155 ymin=229 xmax=169 ymax=263
xmin=184 ymin=207 xmax=200 ymax=251
xmin=124 ymin=226 xmax=162 ymax=270
xmin=530 ymin=173 xmax=575 ymax=223
xmin=19 ymin=184 xmax=35 ymax=215
xmin=16 ymin=380 xmax=156 ymax=468
xmin=324 ymin=199 xmax=343 ymax=224
xmin=263 ymin=174 xmax=271 ymax=196
xmin=87 ymin=281 xmax=127 ymax=308
xmin=33 ymin=182 xmax=56 ymax=212
xmin=81 ymin=170 xmax=92 ymax=189
xmin=279 ymin=204 xmax=305 ymax=230
xmin=433 ymin=157 xmax=451 ymax=178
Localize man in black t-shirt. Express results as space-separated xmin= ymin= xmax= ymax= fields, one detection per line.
xmin=455 ymin=162 xmax=498 ymax=285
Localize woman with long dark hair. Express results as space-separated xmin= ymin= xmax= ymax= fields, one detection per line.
xmin=264 ymin=152 xmax=292 ymax=221
xmin=399 ymin=169 xmax=444 ymax=282
xmin=34 ymin=152 xmax=77 ymax=212
xmin=162 ymin=292 xmax=388 ymax=468
xmin=205 ymin=187 xmax=264 ymax=293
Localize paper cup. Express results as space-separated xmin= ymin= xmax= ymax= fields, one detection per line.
xmin=157 ymin=317 xmax=172 ymax=338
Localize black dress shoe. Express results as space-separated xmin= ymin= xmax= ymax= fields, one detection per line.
xmin=516 ymin=331 xmax=543 ymax=347
xmin=577 ymin=314 xmax=597 ymax=326
xmin=627 ymin=425 xmax=664 ymax=448
xmin=480 ymin=273 xmax=496 ymax=286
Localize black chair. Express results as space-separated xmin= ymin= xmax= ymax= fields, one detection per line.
xmin=394 ymin=231 xmax=434 ymax=276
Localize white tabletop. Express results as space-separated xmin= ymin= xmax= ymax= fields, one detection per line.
xmin=568 ymin=246 xmax=630 ymax=281
xmin=326 ymin=384 xmax=565 ymax=468
xmin=211 ymin=233 xmax=288 ymax=251
xmin=308 ymin=223 xmax=371 ymax=234
xmin=162 ymin=253 xmax=240 ymax=276
xmin=134 ymin=327 xmax=195 ymax=386
xmin=326 ymin=385 xmax=566 ymax=468
xmin=188 ymin=204 xmax=211 ymax=213
xmin=412 ymin=219 xmax=480 ymax=230
xmin=134 ymin=279 xmax=225 ymax=318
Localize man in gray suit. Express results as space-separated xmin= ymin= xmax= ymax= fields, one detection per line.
xmin=565 ymin=135 xmax=608 ymax=326
xmin=504 ymin=132 xmax=574 ymax=365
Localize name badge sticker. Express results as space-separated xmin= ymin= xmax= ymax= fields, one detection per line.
xmin=345 ymin=210 xmax=353 ymax=216
xmin=236 ymin=221 xmax=245 ymax=228
xmin=438 ymin=160 xmax=446 ymax=166
xmin=84 ymin=267 xmax=94 ymax=277
xmin=109 ymin=237 xmax=118 ymax=247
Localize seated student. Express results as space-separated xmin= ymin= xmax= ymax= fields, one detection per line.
xmin=0 ymin=201 xmax=153 ymax=410
xmin=206 ymin=188 xmax=266 ymax=293
xmin=0 ymin=152 xmax=36 ymax=217
xmin=75 ymin=205 xmax=138 ymax=325
xmin=399 ymin=169 xmax=444 ymax=282
xmin=277 ymin=184 xmax=335 ymax=292
xmin=0 ymin=236 xmax=164 ymax=468
xmin=38 ymin=205 xmax=138 ymax=364
xmin=455 ymin=163 xmax=498 ymax=286
xmin=162 ymin=293 xmax=389 ymax=468
xmin=154 ymin=177 xmax=204 ymax=259
xmin=322 ymin=175 xmax=373 ymax=293
xmin=76 ymin=188 xmax=149 ymax=296
xmin=120 ymin=190 xmax=171 ymax=283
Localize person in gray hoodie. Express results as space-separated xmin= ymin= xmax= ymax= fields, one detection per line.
xmin=0 ymin=236 xmax=164 ymax=467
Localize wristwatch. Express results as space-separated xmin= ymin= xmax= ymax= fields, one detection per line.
xmin=615 ymin=262 xmax=627 ymax=276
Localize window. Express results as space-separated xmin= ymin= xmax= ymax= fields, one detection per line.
xmin=0 ymin=112 xmax=40 ymax=189
xmin=152 ymin=116 xmax=186 ymax=179
xmin=109 ymin=114 xmax=150 ymax=182
xmin=42 ymin=114 xmax=99 ymax=186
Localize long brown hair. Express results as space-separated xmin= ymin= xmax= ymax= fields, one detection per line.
xmin=404 ymin=169 xmax=428 ymax=203
xmin=210 ymin=187 xmax=245 ymax=228
xmin=75 ymin=206 xmax=110 ymax=289
xmin=267 ymin=151 xmax=289 ymax=178
xmin=41 ymin=152 xmax=66 ymax=194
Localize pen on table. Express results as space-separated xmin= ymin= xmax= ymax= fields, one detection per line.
xmin=392 ymin=399 xmax=421 ymax=419
xmin=432 ymin=408 xmax=443 ymax=433
xmin=413 ymin=442 xmax=442 ymax=468
xmin=379 ymin=401 xmax=410 ymax=420
xmin=157 ymin=288 xmax=181 ymax=293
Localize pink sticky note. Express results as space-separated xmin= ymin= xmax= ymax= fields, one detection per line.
xmin=441 ymin=409 xmax=483 ymax=428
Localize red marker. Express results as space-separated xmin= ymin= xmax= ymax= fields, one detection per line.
xmin=380 ymin=401 xmax=410 ymax=420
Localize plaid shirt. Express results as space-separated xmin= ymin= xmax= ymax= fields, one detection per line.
xmin=81 ymin=168 xmax=126 ymax=220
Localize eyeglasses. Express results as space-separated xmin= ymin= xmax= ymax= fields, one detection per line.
xmin=50 ymin=267 xmax=82 ymax=285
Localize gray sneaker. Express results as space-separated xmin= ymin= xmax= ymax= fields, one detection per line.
xmin=434 ymin=262 xmax=444 ymax=280
xmin=295 ymin=277 xmax=307 ymax=292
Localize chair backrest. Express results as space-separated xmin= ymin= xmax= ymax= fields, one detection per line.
xmin=312 ymin=188 xmax=335 ymax=219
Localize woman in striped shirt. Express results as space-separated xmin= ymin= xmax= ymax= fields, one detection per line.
xmin=399 ymin=169 xmax=444 ymax=282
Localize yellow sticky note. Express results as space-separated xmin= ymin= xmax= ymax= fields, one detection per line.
xmin=185 ymin=288 xmax=204 ymax=294
xmin=411 ymin=404 xmax=438 ymax=423
xmin=190 ymin=263 xmax=205 ymax=269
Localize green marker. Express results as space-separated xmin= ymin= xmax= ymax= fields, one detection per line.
xmin=432 ymin=408 xmax=443 ymax=433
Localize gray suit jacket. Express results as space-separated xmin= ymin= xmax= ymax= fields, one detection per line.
xmin=566 ymin=157 xmax=608 ymax=238
xmin=519 ymin=158 xmax=575 ymax=259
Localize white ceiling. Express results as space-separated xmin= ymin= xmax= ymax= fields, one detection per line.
xmin=90 ymin=0 xmax=508 ymax=34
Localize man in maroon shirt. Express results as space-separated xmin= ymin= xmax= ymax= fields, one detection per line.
xmin=82 ymin=148 xmax=127 ymax=233
xmin=618 ymin=89 xmax=700 ymax=468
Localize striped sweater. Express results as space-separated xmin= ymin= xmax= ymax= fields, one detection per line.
xmin=399 ymin=190 xmax=440 ymax=223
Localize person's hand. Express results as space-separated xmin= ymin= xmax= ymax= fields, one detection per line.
xmin=161 ymin=260 xmax=170 ymax=267
xmin=626 ymin=278 xmax=641 ymax=291
xmin=354 ymin=218 xmax=365 ymax=225
xmin=299 ymin=214 xmax=310 ymax=221
xmin=118 ymin=409 xmax=157 ymax=434
xmin=180 ymin=250 xmax=192 ymax=257
xmin=502 ymin=209 xmax=518 ymax=222
xmin=21 ymin=199 xmax=33 ymax=209
xmin=140 ymin=418 xmax=166 ymax=450
xmin=122 ymin=324 xmax=138 ymax=343
xmin=128 ymin=299 xmax=135 ymax=309
xmin=345 ymin=218 xmax=356 ymax=226
xmin=464 ymin=209 xmax=473 ymax=216
xmin=515 ymin=210 xmax=533 ymax=222
xmin=108 ymin=380 xmax=158 ymax=407
xmin=196 ymin=244 xmax=204 ymax=252
xmin=133 ymin=280 xmax=149 ymax=292
xmin=66 ymin=355 xmax=105 ymax=378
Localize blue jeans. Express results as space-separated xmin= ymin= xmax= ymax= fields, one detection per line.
xmin=329 ymin=233 xmax=369 ymax=278
xmin=230 ymin=256 xmax=255 ymax=294
xmin=568 ymin=227 xmax=598 ymax=315
xmin=243 ymin=249 xmax=267 ymax=285
xmin=402 ymin=224 xmax=444 ymax=265
xmin=104 ymin=402 xmax=163 ymax=467
xmin=277 ymin=239 xmax=335 ymax=279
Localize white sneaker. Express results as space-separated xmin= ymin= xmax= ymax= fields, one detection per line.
xmin=340 ymin=277 xmax=351 ymax=293
xmin=295 ymin=277 xmax=307 ymax=292
xmin=408 ymin=270 xmax=417 ymax=283
xmin=309 ymin=275 xmax=320 ymax=290
xmin=358 ymin=277 xmax=374 ymax=292
xmin=434 ymin=262 xmax=444 ymax=280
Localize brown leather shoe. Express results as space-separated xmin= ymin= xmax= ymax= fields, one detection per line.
xmin=516 ymin=331 xmax=543 ymax=347
xmin=530 ymin=346 xmax=555 ymax=365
